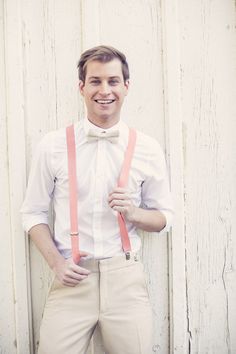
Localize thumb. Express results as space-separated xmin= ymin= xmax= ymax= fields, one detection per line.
xmin=79 ymin=250 xmax=92 ymax=257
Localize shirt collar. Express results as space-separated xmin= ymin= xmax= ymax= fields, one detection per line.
xmin=83 ymin=117 xmax=125 ymax=135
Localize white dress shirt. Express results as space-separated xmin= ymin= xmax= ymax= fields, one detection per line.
xmin=20 ymin=118 xmax=173 ymax=259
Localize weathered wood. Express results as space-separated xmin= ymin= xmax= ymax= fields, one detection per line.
xmin=161 ymin=0 xmax=188 ymax=352
xmin=2 ymin=0 xmax=31 ymax=352
xmin=97 ymin=1 xmax=169 ymax=352
xmin=82 ymin=0 xmax=169 ymax=352
xmin=1 ymin=1 xmax=236 ymax=353
xmin=20 ymin=0 xmax=83 ymax=351
xmin=0 ymin=2 xmax=17 ymax=353
xmin=20 ymin=0 xmax=58 ymax=350
xmin=99 ymin=0 xmax=166 ymax=144
xmin=178 ymin=0 xmax=236 ymax=353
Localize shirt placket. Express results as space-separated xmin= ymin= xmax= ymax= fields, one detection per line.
xmin=92 ymin=139 xmax=106 ymax=258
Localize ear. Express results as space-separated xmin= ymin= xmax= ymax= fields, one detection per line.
xmin=124 ymin=80 xmax=130 ymax=95
xmin=79 ymin=80 xmax=85 ymax=95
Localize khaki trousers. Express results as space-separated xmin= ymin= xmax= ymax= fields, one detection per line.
xmin=38 ymin=254 xmax=153 ymax=354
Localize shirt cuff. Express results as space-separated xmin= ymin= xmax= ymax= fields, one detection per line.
xmin=157 ymin=209 xmax=173 ymax=235
xmin=22 ymin=214 xmax=49 ymax=234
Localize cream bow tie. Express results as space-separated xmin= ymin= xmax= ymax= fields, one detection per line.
xmin=87 ymin=129 xmax=119 ymax=143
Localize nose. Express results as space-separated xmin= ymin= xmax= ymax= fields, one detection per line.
xmin=99 ymin=81 xmax=111 ymax=95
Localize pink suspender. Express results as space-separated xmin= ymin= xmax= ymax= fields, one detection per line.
xmin=66 ymin=125 xmax=137 ymax=264
xmin=117 ymin=128 xmax=137 ymax=259
xmin=66 ymin=125 xmax=80 ymax=264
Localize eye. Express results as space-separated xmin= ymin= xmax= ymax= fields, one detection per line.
xmin=90 ymin=80 xmax=100 ymax=85
xmin=109 ymin=79 xmax=119 ymax=86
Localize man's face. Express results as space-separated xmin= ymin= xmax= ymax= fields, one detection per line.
xmin=79 ymin=59 xmax=129 ymax=127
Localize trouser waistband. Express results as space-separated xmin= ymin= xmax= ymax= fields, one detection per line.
xmin=78 ymin=252 xmax=141 ymax=272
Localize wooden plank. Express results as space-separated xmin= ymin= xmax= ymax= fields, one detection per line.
xmin=178 ymin=0 xmax=236 ymax=352
xmin=81 ymin=0 xmax=100 ymax=50
xmin=79 ymin=0 xmax=100 ymax=140
xmin=3 ymin=0 xmax=32 ymax=352
xmin=1 ymin=1 xmax=235 ymax=353
xmin=93 ymin=0 xmax=170 ymax=352
xmin=98 ymin=0 xmax=166 ymax=145
xmin=0 ymin=1 xmax=17 ymax=353
xmin=81 ymin=0 xmax=170 ymax=351
xmin=80 ymin=2 xmax=106 ymax=352
xmin=140 ymin=231 xmax=170 ymax=353
xmin=20 ymin=0 xmax=57 ymax=350
xmin=161 ymin=0 xmax=188 ymax=352
xmin=53 ymin=0 xmax=83 ymax=127
xmin=21 ymin=0 xmax=83 ymax=352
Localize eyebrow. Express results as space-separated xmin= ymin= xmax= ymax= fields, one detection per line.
xmin=88 ymin=76 xmax=121 ymax=80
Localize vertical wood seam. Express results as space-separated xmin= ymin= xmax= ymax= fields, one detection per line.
xmin=21 ymin=7 xmax=34 ymax=353
xmin=160 ymin=0 xmax=188 ymax=352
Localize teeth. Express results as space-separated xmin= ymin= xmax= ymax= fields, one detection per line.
xmin=95 ymin=99 xmax=115 ymax=104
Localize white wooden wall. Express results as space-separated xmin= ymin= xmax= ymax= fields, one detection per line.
xmin=0 ymin=1 xmax=235 ymax=353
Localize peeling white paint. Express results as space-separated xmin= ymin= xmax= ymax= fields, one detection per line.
xmin=0 ymin=1 xmax=235 ymax=353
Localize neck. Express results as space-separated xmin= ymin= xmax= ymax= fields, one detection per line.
xmin=87 ymin=116 xmax=120 ymax=129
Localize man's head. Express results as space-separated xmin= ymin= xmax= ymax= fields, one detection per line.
xmin=77 ymin=45 xmax=129 ymax=84
xmin=78 ymin=46 xmax=130 ymax=128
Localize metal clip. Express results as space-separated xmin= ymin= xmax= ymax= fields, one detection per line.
xmin=125 ymin=252 xmax=131 ymax=260
xmin=70 ymin=232 xmax=79 ymax=236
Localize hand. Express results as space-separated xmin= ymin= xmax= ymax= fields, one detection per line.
xmin=53 ymin=252 xmax=91 ymax=287
xmin=108 ymin=187 xmax=136 ymax=222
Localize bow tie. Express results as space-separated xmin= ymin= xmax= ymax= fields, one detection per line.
xmin=86 ymin=129 xmax=119 ymax=143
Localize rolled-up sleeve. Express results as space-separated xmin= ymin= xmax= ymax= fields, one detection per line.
xmin=20 ymin=133 xmax=55 ymax=233
xmin=141 ymin=140 xmax=174 ymax=234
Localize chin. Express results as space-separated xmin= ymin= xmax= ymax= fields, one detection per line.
xmin=89 ymin=110 xmax=120 ymax=125
xmin=95 ymin=111 xmax=114 ymax=120
xmin=99 ymin=114 xmax=112 ymax=120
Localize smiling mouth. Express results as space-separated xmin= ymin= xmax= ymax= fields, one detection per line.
xmin=94 ymin=99 xmax=116 ymax=105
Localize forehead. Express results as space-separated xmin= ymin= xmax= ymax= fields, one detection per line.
xmin=85 ymin=59 xmax=123 ymax=79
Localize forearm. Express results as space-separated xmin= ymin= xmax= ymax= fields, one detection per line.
xmin=28 ymin=224 xmax=91 ymax=286
xmin=28 ymin=223 xmax=65 ymax=271
xmin=128 ymin=207 xmax=166 ymax=232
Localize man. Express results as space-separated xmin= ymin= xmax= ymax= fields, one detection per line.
xmin=21 ymin=45 xmax=173 ymax=354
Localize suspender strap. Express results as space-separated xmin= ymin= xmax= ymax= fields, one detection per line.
xmin=66 ymin=125 xmax=137 ymax=264
xmin=66 ymin=125 xmax=80 ymax=264
xmin=117 ymin=128 xmax=137 ymax=257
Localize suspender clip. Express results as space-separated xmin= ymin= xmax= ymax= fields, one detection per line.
xmin=125 ymin=251 xmax=131 ymax=260
xmin=70 ymin=232 xmax=79 ymax=236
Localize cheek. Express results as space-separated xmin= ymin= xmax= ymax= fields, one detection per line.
xmin=85 ymin=92 xmax=95 ymax=102
xmin=117 ymin=94 xmax=126 ymax=103
xmin=114 ymin=90 xmax=126 ymax=100
xmin=82 ymin=86 xmax=95 ymax=96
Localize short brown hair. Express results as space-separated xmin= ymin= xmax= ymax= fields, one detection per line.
xmin=77 ymin=45 xmax=130 ymax=83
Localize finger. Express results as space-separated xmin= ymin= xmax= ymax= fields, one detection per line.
xmin=108 ymin=192 xmax=132 ymax=204
xmin=112 ymin=206 xmax=129 ymax=213
xmin=62 ymin=282 xmax=75 ymax=287
xmin=108 ymin=193 xmax=131 ymax=202
xmin=62 ymin=271 xmax=89 ymax=285
xmin=109 ymin=187 xmax=130 ymax=196
xmin=67 ymin=273 xmax=89 ymax=282
xmin=66 ymin=260 xmax=91 ymax=275
xmin=109 ymin=199 xmax=131 ymax=208
xmin=74 ymin=266 xmax=91 ymax=275
xmin=62 ymin=280 xmax=82 ymax=287
xmin=79 ymin=251 xmax=91 ymax=257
